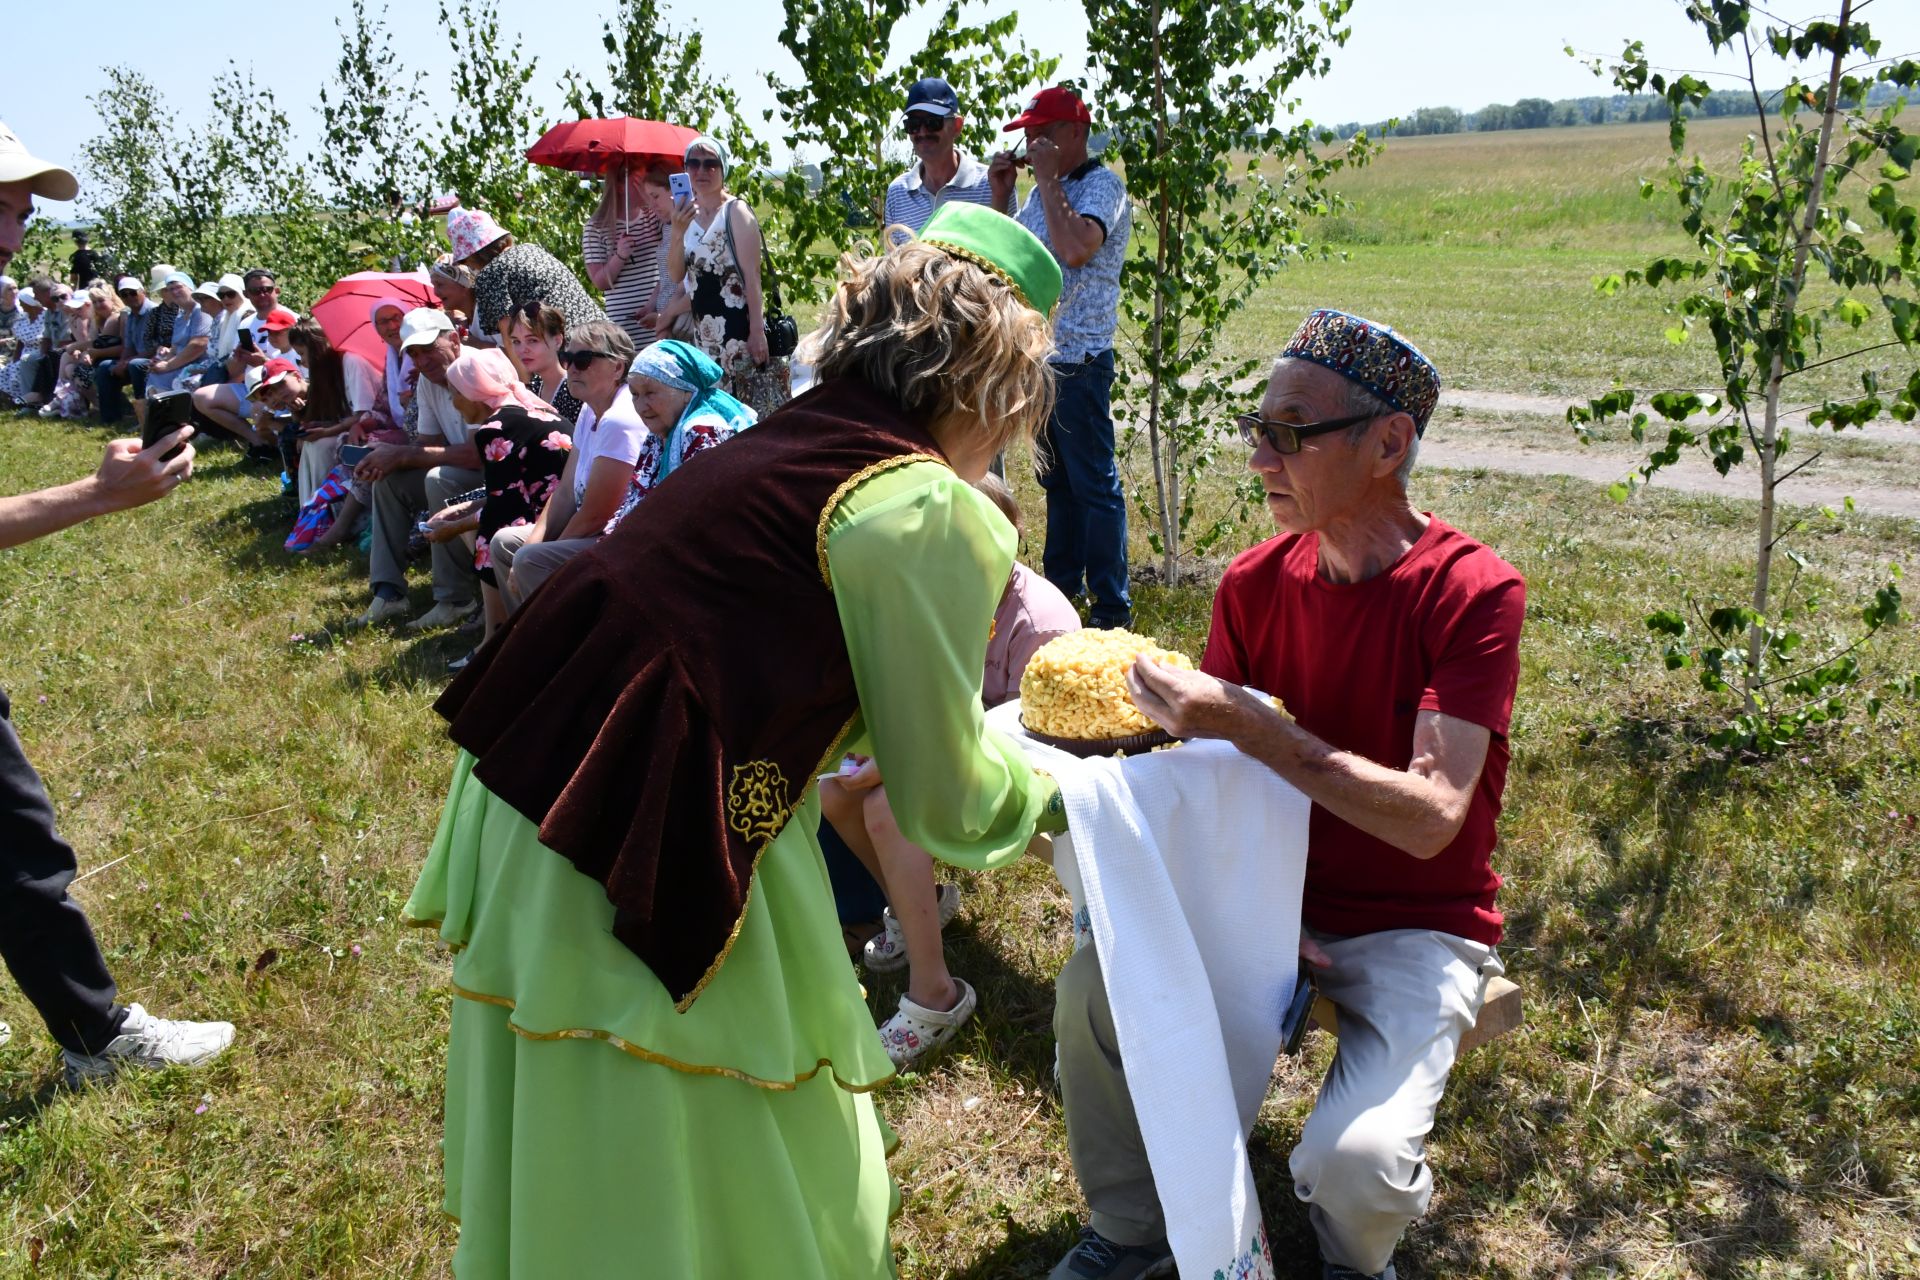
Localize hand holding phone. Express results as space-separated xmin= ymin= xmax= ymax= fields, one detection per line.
xmin=339 ymin=443 xmax=374 ymax=467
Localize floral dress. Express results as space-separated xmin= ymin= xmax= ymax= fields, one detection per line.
xmin=0 ymin=312 xmax=46 ymax=400
xmin=685 ymin=200 xmax=790 ymax=411
xmin=527 ymin=371 xmax=583 ymax=425
xmin=471 ymin=404 xmax=574 ymax=586
xmin=604 ymin=411 xmax=738 ymax=533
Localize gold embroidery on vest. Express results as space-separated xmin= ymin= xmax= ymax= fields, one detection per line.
xmin=725 ymin=760 xmax=791 ymax=845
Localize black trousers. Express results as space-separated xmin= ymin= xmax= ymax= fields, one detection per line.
xmin=0 ymin=687 xmax=126 ymax=1054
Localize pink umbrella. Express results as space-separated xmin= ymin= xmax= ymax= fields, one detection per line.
xmin=311 ymin=271 xmax=438 ymax=370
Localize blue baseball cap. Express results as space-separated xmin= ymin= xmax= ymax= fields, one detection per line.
xmin=905 ymin=77 xmax=960 ymax=117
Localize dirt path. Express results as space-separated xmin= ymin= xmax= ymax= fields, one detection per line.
xmin=1426 ymin=389 xmax=1920 ymax=519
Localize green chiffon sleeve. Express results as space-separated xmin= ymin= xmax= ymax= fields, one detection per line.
xmin=826 ymin=461 xmax=1056 ymax=871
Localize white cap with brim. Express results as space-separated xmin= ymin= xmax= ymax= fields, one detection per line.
xmin=217 ymin=273 xmax=246 ymax=295
xmin=192 ymin=280 xmax=220 ymax=299
xmin=115 ymin=276 xmax=142 ymax=293
xmin=243 ymin=364 xmax=266 ymax=394
xmin=0 ymin=120 xmax=78 ymax=201
xmin=398 ymin=307 xmax=455 ymax=349
xmin=0 ymin=276 xmax=15 ymax=290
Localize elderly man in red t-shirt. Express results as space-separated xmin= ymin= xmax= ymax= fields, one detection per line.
xmin=1046 ymin=309 xmax=1525 ymax=1280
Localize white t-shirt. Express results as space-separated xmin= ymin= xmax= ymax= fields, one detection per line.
xmin=572 ymin=385 xmax=649 ymax=504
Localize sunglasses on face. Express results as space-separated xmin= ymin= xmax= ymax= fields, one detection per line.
xmin=684 ymin=157 xmax=722 ymax=173
xmin=902 ymin=114 xmax=946 ymax=137
xmin=218 ymin=289 xmax=239 ymax=299
xmin=117 ymin=289 xmax=139 ymax=299
xmin=557 ymin=348 xmax=615 ymax=372
xmin=1235 ymin=410 xmax=1377 ymax=455
xmin=246 ymin=283 xmax=276 ymax=295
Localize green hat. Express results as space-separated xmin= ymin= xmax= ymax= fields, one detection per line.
xmin=918 ymin=201 xmax=1062 ymax=316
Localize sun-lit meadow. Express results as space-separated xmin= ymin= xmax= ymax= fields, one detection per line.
xmin=0 ymin=116 xmax=1916 ymax=1278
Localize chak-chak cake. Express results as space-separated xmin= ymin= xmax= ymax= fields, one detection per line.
xmin=1019 ymin=629 xmax=1194 ymax=750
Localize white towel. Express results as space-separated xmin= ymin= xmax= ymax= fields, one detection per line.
xmin=987 ymin=701 xmax=1311 ymax=1280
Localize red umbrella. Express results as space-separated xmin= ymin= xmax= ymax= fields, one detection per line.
xmin=526 ymin=118 xmax=700 ymax=176
xmin=528 ymin=118 xmax=702 ymax=221
xmin=311 ymin=271 xmax=437 ymax=372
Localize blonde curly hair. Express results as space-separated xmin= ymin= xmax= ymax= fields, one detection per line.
xmin=799 ymin=236 xmax=1055 ymax=457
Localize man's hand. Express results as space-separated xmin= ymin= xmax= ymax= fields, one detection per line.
xmin=988 ymin=151 xmax=1019 ymax=211
xmin=1125 ymin=658 xmax=1266 ymax=741
xmin=1026 ymin=136 xmax=1062 ymax=183
xmin=92 ymin=432 xmax=194 ymax=513
xmin=354 ymin=442 xmax=413 ymax=485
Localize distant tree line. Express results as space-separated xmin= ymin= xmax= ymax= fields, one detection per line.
xmin=1332 ymin=80 xmax=1901 ymax=139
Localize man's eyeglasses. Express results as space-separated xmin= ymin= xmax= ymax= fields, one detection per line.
xmin=684 ymin=157 xmax=723 ymax=173
xmin=902 ymin=113 xmax=946 ymax=138
xmin=1235 ymin=410 xmax=1377 ymax=455
xmin=557 ymin=348 xmax=615 ymax=372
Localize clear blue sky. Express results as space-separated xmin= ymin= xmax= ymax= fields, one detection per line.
xmin=7 ymin=0 xmax=1917 ymax=212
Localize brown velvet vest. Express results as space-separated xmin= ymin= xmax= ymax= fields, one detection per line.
xmin=435 ymin=378 xmax=948 ymax=1008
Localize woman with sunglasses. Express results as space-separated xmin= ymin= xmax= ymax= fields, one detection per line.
xmin=483 ymin=318 xmax=642 ymax=610
xmin=498 ymin=300 xmax=582 ymax=425
xmin=405 ymin=202 xmax=1066 ymax=1280
xmin=666 ymin=135 xmax=789 ymax=417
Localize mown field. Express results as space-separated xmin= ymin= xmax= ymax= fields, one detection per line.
xmin=1 ymin=116 xmax=1917 ymax=1279
xmin=1225 ymin=116 xmax=1917 ymax=404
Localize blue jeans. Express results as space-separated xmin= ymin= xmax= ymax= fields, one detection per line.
xmin=1038 ymin=350 xmax=1131 ymax=627
xmin=93 ymin=357 xmax=148 ymax=423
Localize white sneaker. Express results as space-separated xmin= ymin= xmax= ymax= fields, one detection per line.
xmin=862 ymin=883 xmax=961 ymax=973
xmin=406 ymin=599 xmax=480 ymax=631
xmin=62 ymin=1003 xmax=235 ymax=1088
xmin=354 ymin=595 xmax=411 ymax=627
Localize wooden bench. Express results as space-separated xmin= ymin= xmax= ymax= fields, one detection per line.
xmin=1307 ymin=976 xmax=1523 ymax=1055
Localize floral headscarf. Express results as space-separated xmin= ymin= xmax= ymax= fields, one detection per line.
xmin=370 ymin=297 xmax=415 ymax=425
xmin=446 ymin=347 xmax=560 ymax=421
xmin=627 ymin=339 xmax=755 ymax=479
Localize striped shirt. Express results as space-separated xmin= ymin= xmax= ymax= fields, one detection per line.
xmin=583 ymin=213 xmax=665 ymax=350
xmin=883 ymin=150 xmax=1010 ymax=240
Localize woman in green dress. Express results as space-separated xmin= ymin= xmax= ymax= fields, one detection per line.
xmin=405 ymin=201 xmax=1067 ymax=1279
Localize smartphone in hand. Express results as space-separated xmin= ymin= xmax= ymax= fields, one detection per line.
xmin=339 ymin=443 xmax=374 ymax=466
xmin=141 ymin=391 xmax=195 ymax=463
xmin=669 ymin=171 xmax=694 ymax=201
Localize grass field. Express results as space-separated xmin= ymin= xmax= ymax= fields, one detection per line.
xmin=2 ymin=110 xmax=1918 ymax=1279
xmin=0 ymin=398 xmax=1915 ymax=1278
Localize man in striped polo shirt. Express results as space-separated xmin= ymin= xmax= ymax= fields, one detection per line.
xmin=883 ymin=77 xmax=1014 ymax=238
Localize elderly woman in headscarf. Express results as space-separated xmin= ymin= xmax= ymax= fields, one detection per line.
xmin=604 ymin=338 xmax=755 ymax=532
xmin=445 ymin=205 xmax=605 ymax=348
xmin=403 ymin=201 xmax=1066 ymax=1279
xmin=428 ymin=255 xmax=478 ymax=338
xmin=665 ymin=135 xmax=790 ymax=416
xmin=427 ymin=347 xmax=573 ymax=661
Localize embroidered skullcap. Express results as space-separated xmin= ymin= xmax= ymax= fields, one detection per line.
xmin=918 ymin=200 xmax=1062 ymax=316
xmin=1281 ymin=308 xmax=1442 ymax=434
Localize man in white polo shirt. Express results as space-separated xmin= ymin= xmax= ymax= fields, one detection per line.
xmin=882 ymin=77 xmax=1014 ymax=239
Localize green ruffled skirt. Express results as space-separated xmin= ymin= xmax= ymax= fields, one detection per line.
xmin=405 ymin=752 xmax=900 ymax=1279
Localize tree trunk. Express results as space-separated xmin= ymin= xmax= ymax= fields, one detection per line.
xmin=1747 ymin=0 xmax=1851 ymax=712
xmin=1148 ymin=0 xmax=1177 ymax=585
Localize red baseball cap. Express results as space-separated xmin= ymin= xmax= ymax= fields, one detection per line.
xmin=1003 ymin=86 xmax=1092 ymax=133
xmin=259 ymin=357 xmax=299 ymax=388
xmin=260 ymin=308 xmax=298 ymax=332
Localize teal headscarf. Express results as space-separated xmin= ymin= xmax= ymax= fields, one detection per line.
xmin=628 ymin=339 xmax=757 ymax=479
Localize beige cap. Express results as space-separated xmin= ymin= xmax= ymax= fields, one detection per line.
xmin=0 ymin=120 xmax=77 ymax=201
